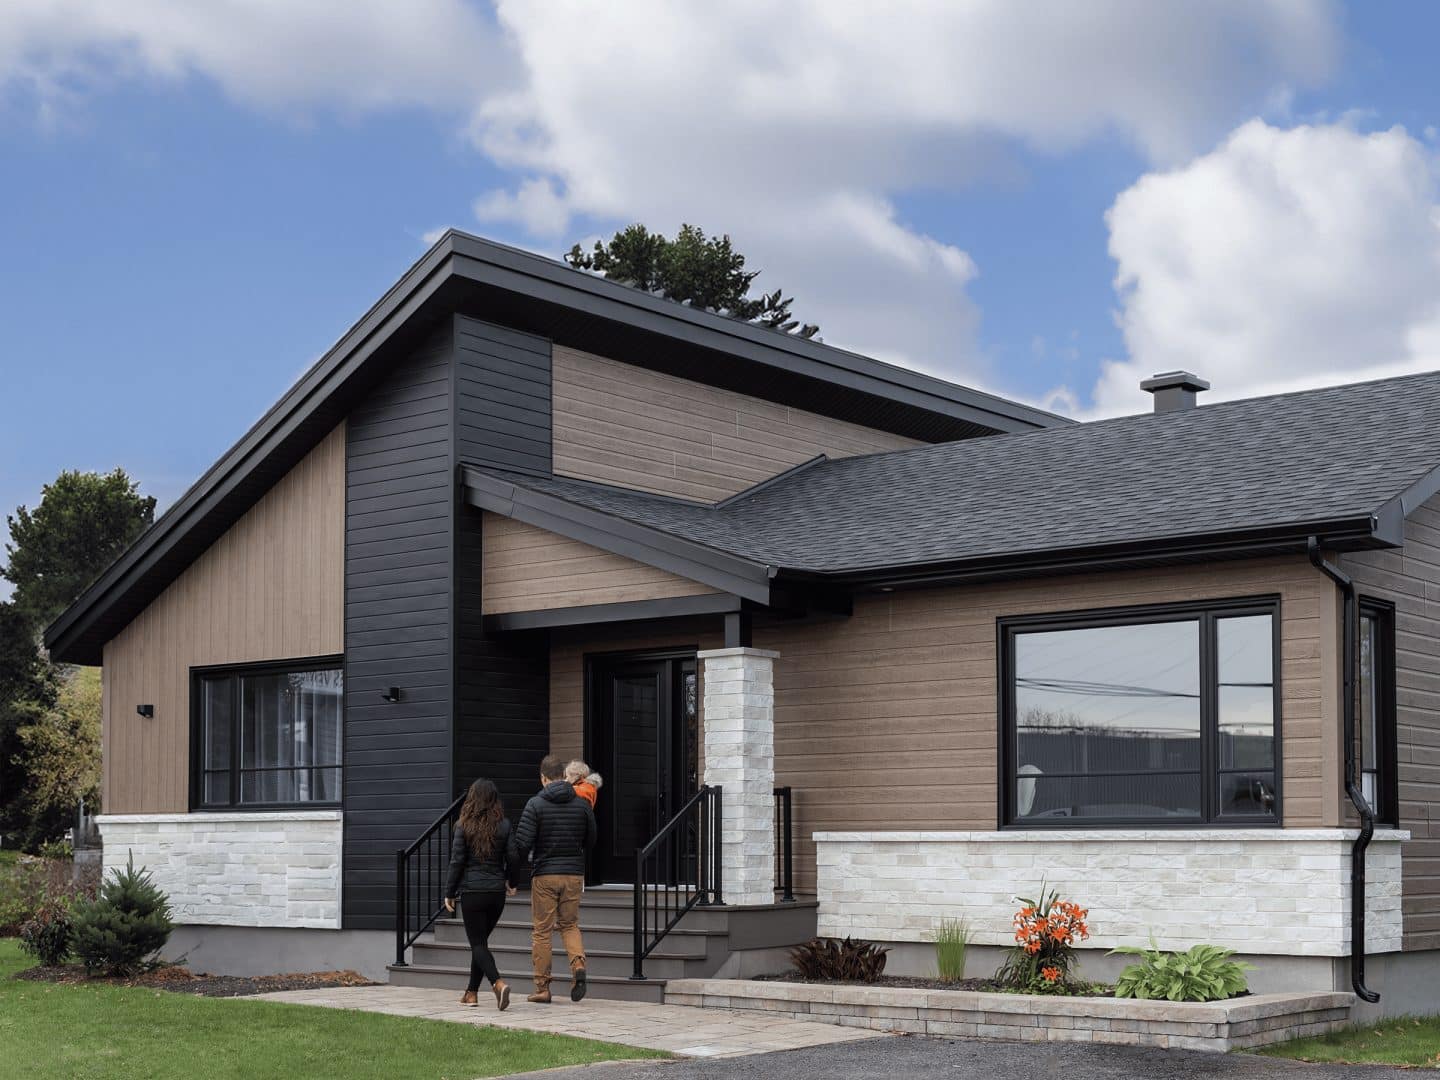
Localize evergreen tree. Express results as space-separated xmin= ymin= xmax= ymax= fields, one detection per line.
xmin=566 ymin=224 xmax=819 ymax=338
xmin=71 ymin=853 xmax=173 ymax=975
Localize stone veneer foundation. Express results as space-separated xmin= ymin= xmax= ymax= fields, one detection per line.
xmin=97 ymin=811 xmax=343 ymax=929
xmin=814 ymin=829 xmax=1407 ymax=956
xmin=665 ymin=979 xmax=1355 ymax=1052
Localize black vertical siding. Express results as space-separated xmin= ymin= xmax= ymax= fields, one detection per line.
xmin=343 ymin=320 xmax=457 ymax=929
xmin=341 ymin=314 xmax=553 ymax=928
xmin=455 ymin=315 xmax=552 ymax=476
xmin=453 ymin=315 xmax=552 ymax=831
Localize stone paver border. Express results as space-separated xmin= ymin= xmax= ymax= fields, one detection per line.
xmin=248 ymin=983 xmax=889 ymax=1058
xmin=664 ymin=979 xmax=1355 ymax=1052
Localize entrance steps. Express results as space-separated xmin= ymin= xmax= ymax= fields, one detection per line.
xmin=387 ymin=887 xmax=815 ymax=1004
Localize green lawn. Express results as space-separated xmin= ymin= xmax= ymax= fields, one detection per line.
xmin=0 ymin=940 xmax=666 ymax=1079
xmin=1255 ymin=1015 xmax=1440 ymax=1068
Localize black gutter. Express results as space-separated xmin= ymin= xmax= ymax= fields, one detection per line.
xmin=1307 ymin=536 xmax=1381 ymax=1004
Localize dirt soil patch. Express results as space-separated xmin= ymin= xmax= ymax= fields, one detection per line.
xmin=753 ymin=972 xmax=1116 ymax=996
xmin=14 ymin=963 xmax=376 ymax=997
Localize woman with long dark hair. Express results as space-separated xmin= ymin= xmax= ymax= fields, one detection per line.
xmin=443 ymin=778 xmax=516 ymax=1009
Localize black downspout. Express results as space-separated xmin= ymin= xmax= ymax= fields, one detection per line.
xmin=1307 ymin=537 xmax=1381 ymax=1003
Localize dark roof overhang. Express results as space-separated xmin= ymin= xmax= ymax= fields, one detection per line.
xmin=46 ymin=231 xmax=1064 ymax=665
xmin=461 ymin=465 xmax=776 ymax=605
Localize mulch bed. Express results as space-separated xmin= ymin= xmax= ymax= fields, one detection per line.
xmin=14 ymin=963 xmax=376 ymax=997
xmin=753 ymin=972 xmax=1117 ymax=996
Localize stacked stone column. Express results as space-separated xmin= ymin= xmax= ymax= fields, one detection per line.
xmin=699 ymin=647 xmax=777 ymax=907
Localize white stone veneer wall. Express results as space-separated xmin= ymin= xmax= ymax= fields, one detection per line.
xmin=700 ymin=647 xmax=777 ymax=907
xmin=815 ymin=829 xmax=1407 ymax=957
xmin=97 ymin=812 xmax=343 ymax=929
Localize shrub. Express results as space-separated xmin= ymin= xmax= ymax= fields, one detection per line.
xmin=71 ymin=853 xmax=173 ymax=976
xmin=790 ymin=936 xmax=889 ymax=983
xmin=1111 ymin=942 xmax=1252 ymax=1002
xmin=934 ymin=918 xmax=971 ymax=983
xmin=19 ymin=897 xmax=75 ymax=967
xmin=0 ymin=856 xmax=48 ymax=936
xmin=994 ymin=882 xmax=1090 ymax=993
xmin=37 ymin=839 xmax=73 ymax=861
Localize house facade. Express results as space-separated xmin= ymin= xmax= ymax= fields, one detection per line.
xmin=49 ymin=233 xmax=1438 ymax=1012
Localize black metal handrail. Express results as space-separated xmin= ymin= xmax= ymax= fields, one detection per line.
xmin=631 ymin=784 xmax=721 ymax=980
xmin=393 ymin=792 xmax=466 ymax=967
xmin=773 ymin=786 xmax=795 ymax=902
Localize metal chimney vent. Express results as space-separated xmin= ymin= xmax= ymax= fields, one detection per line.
xmin=1140 ymin=371 xmax=1210 ymax=413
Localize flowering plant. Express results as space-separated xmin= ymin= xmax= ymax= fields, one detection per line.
xmin=994 ymin=881 xmax=1089 ymax=993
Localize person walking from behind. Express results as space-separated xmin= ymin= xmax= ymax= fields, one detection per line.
xmin=511 ymin=754 xmax=596 ymax=1003
xmin=443 ymin=778 xmax=516 ymax=1010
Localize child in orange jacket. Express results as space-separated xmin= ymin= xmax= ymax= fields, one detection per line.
xmin=564 ymin=760 xmax=603 ymax=809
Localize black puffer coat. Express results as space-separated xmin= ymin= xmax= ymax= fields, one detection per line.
xmin=510 ymin=781 xmax=596 ymax=878
xmin=445 ymin=817 xmax=514 ymax=897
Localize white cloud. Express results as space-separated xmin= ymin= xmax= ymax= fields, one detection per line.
xmin=0 ymin=1 xmax=1342 ymax=383
xmin=1092 ymin=119 xmax=1440 ymax=415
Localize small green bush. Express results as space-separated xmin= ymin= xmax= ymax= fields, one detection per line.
xmin=1111 ymin=942 xmax=1252 ymax=1002
xmin=0 ymin=856 xmax=48 ymax=935
xmin=71 ymin=853 xmax=173 ymax=976
xmin=19 ymin=898 xmax=75 ymax=967
xmin=934 ymin=918 xmax=970 ymax=983
xmin=37 ymin=840 xmax=73 ymax=861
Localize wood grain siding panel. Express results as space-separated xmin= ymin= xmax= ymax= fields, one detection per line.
xmin=481 ymin=514 xmax=719 ymax=615
xmin=455 ymin=315 xmax=552 ymax=476
xmin=100 ymin=424 xmax=345 ymax=814
xmin=552 ymin=346 xmax=923 ymax=500
xmin=751 ymin=556 xmax=1329 ymax=894
xmin=343 ymin=323 xmax=456 ymax=929
xmin=1344 ymin=496 xmax=1440 ymax=950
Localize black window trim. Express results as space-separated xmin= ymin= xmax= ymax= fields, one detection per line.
xmin=1358 ymin=597 xmax=1400 ymax=828
xmin=997 ymin=596 xmax=1284 ymax=830
xmin=189 ymin=654 xmax=345 ymax=812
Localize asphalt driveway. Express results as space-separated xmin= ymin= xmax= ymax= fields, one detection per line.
xmin=519 ymin=1034 xmax=1422 ymax=1079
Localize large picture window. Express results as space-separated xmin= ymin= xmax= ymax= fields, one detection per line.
xmin=193 ymin=658 xmax=343 ymax=809
xmin=1359 ymin=600 xmax=1398 ymax=826
xmin=1001 ymin=600 xmax=1279 ymax=827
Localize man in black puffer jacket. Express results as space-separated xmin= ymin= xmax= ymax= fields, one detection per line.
xmin=511 ymin=754 xmax=596 ymax=1003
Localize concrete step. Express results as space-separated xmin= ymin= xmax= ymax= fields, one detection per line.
xmin=387 ymin=962 xmax=667 ymax=1003
xmin=433 ymin=917 xmax=722 ymax=955
xmin=410 ymin=938 xmax=702 ymax=981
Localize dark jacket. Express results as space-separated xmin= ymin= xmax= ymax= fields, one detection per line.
xmin=510 ymin=781 xmax=596 ymax=878
xmin=445 ymin=817 xmax=514 ymax=897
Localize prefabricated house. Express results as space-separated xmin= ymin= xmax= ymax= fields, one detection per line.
xmin=47 ymin=232 xmax=1438 ymax=1010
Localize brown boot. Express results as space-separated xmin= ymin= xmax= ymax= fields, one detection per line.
xmin=526 ymin=988 xmax=551 ymax=1004
xmin=493 ymin=980 xmax=511 ymax=1011
xmin=459 ymin=991 xmax=478 ymax=1007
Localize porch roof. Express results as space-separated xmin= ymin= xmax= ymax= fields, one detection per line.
xmin=465 ymin=369 xmax=1440 ymax=588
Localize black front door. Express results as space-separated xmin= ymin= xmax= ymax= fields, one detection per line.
xmin=588 ymin=653 xmax=698 ymax=883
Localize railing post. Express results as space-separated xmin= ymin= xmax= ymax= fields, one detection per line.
xmin=779 ymin=786 xmax=795 ymax=902
xmin=393 ymin=849 xmax=408 ymax=967
xmin=631 ymin=852 xmax=646 ymax=980
xmin=711 ymin=785 xmax=723 ymax=906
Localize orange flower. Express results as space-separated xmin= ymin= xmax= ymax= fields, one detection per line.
xmin=1040 ymin=966 xmax=1061 ymax=983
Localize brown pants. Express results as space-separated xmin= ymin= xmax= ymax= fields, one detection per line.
xmin=531 ymin=874 xmax=586 ymax=990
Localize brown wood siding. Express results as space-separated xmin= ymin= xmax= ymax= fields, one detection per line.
xmin=1344 ymin=497 xmax=1440 ymax=951
xmin=552 ymin=346 xmax=923 ymax=500
xmin=100 ymin=424 xmax=346 ymax=814
xmin=753 ymin=555 xmax=1331 ymax=894
xmin=481 ymin=513 xmax=718 ymax=615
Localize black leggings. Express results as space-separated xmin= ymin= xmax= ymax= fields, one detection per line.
xmin=460 ymin=890 xmax=507 ymax=992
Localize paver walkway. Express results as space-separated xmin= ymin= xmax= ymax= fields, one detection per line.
xmin=250 ymin=984 xmax=888 ymax=1059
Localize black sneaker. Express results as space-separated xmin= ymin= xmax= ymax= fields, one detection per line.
xmin=570 ymin=966 xmax=588 ymax=1002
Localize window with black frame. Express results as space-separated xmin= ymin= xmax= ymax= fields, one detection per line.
xmin=1003 ymin=601 xmax=1278 ymax=826
xmin=195 ymin=660 xmax=343 ymax=809
xmin=1358 ymin=600 xmax=1398 ymax=825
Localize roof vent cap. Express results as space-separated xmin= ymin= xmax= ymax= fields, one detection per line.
xmin=1140 ymin=370 xmax=1210 ymax=413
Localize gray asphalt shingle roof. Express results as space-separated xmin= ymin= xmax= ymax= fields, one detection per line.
xmin=484 ymin=370 xmax=1440 ymax=575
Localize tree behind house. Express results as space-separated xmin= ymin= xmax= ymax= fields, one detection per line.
xmin=566 ymin=223 xmax=820 ymax=338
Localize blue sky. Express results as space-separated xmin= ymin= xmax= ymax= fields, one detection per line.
xmin=3 ymin=2 xmax=1440 ymax=591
